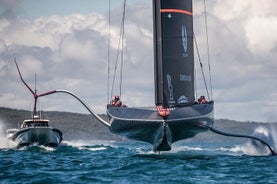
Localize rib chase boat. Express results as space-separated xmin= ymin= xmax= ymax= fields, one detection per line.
xmin=7 ymin=116 xmax=63 ymax=147
xmin=6 ymin=59 xmax=63 ymax=148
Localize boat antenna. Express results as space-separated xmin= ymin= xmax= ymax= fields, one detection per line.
xmin=203 ymin=0 xmax=213 ymax=99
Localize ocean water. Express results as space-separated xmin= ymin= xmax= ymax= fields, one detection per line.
xmin=1 ymin=134 xmax=277 ymax=184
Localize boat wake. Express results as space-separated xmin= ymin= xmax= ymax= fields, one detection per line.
xmin=248 ymin=126 xmax=276 ymax=155
xmin=16 ymin=144 xmax=56 ymax=152
xmin=136 ymin=128 xmax=277 ymax=157
xmin=0 ymin=120 xmax=17 ymax=149
xmin=0 ymin=135 xmax=17 ymax=149
xmin=218 ymin=143 xmax=268 ymax=156
xmin=218 ymin=126 xmax=277 ymax=156
xmin=62 ymin=140 xmax=116 ymax=152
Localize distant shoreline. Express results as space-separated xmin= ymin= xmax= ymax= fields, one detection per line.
xmin=1 ymin=107 xmax=276 ymax=143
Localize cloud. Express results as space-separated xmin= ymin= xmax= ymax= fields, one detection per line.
xmin=0 ymin=1 xmax=276 ymax=122
xmin=245 ymin=16 xmax=277 ymax=54
xmin=0 ymin=0 xmax=21 ymax=19
xmin=195 ymin=0 xmax=277 ymax=122
xmin=0 ymin=2 xmax=154 ymax=114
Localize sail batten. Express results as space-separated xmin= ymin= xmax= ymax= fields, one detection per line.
xmin=154 ymin=0 xmax=194 ymax=108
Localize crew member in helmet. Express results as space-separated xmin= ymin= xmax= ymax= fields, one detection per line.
xmin=111 ymin=95 xmax=122 ymax=107
xmin=198 ymin=95 xmax=207 ymax=104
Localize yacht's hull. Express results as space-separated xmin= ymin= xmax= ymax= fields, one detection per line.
xmin=8 ymin=127 xmax=63 ymax=147
xmin=107 ymin=101 xmax=214 ymax=151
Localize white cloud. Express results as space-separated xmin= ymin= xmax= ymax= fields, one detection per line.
xmin=210 ymin=0 xmax=277 ymax=56
xmin=245 ymin=16 xmax=277 ymax=54
xmin=194 ymin=0 xmax=277 ymax=122
xmin=211 ymin=0 xmax=248 ymax=21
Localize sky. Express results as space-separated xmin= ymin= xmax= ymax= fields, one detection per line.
xmin=0 ymin=0 xmax=276 ymax=122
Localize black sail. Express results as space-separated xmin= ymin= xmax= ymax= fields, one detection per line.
xmin=153 ymin=0 xmax=194 ymax=107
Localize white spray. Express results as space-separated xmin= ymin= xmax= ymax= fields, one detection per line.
xmin=0 ymin=119 xmax=17 ymax=149
xmin=243 ymin=126 xmax=275 ymax=156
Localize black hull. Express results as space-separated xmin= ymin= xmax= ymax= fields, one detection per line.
xmin=107 ymin=101 xmax=214 ymax=151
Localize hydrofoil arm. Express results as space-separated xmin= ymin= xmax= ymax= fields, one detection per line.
xmin=56 ymin=89 xmax=111 ymax=127
xmin=208 ymin=125 xmax=276 ymax=156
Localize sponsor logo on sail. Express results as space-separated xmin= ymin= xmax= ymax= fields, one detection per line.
xmin=182 ymin=25 xmax=188 ymax=57
xmin=180 ymin=74 xmax=192 ymax=81
xmin=177 ymin=95 xmax=189 ymax=104
xmin=167 ymin=74 xmax=174 ymax=101
xmin=167 ymin=74 xmax=175 ymax=105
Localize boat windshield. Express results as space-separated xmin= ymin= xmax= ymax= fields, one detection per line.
xmin=21 ymin=120 xmax=49 ymax=128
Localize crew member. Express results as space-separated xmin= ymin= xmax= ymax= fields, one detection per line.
xmin=111 ymin=95 xmax=122 ymax=107
xmin=198 ymin=95 xmax=207 ymax=104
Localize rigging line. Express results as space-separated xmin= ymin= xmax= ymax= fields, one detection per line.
xmin=107 ymin=0 xmax=111 ymax=104
xmin=119 ymin=0 xmax=127 ymax=97
xmin=204 ymin=0 xmax=213 ymax=99
xmin=110 ymin=0 xmax=127 ymax=99
xmin=194 ymin=33 xmax=210 ymax=101
xmin=194 ymin=64 xmax=198 ymax=101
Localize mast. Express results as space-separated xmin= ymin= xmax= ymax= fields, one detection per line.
xmin=153 ymin=0 xmax=163 ymax=107
xmin=153 ymin=0 xmax=194 ymax=108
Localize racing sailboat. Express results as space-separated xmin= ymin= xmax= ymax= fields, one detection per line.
xmin=33 ymin=0 xmax=273 ymax=155
xmin=12 ymin=0 xmax=273 ymax=154
xmin=106 ymin=0 xmax=214 ymax=151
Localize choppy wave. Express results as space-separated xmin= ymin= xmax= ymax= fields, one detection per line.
xmin=2 ymin=124 xmax=277 ymax=183
xmin=1 ymin=139 xmax=277 ymax=183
